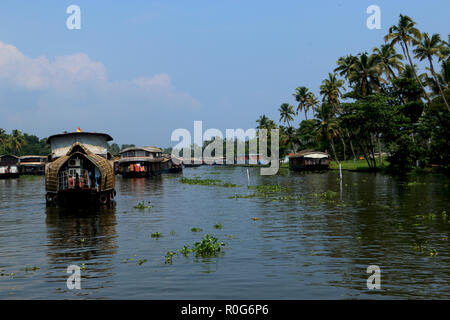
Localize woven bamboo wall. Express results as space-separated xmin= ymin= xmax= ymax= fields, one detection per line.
xmin=46 ymin=142 xmax=115 ymax=192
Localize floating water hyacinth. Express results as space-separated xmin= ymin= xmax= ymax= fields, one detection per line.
xmin=180 ymin=177 xmax=236 ymax=187
xmin=192 ymin=234 xmax=225 ymax=257
xmin=134 ymin=201 xmax=152 ymax=209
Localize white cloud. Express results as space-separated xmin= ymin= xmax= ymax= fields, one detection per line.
xmin=0 ymin=41 xmax=201 ymax=145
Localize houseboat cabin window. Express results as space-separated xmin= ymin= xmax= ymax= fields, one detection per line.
xmin=121 ymin=150 xmax=158 ymax=158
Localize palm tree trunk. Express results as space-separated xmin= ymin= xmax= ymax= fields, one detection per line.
xmin=339 ymin=133 xmax=347 ymax=161
xmin=377 ymin=135 xmax=383 ymax=166
xmin=428 ymin=56 xmax=450 ymax=112
xmin=346 ymin=131 xmax=357 ymax=161
xmin=330 ymin=138 xmax=339 ymax=164
xmin=403 ymin=41 xmax=432 ymax=104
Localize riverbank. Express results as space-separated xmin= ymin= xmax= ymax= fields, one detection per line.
xmin=279 ymin=159 xmax=388 ymax=172
xmin=329 ymin=159 xmax=389 ymax=172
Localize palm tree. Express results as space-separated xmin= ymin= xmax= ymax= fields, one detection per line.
xmin=385 ymin=14 xmax=430 ymax=103
xmin=280 ymin=126 xmax=298 ymax=153
xmin=335 ymin=55 xmax=358 ymax=83
xmin=320 ymin=73 xmax=345 ymax=109
xmin=256 ymin=115 xmax=277 ymax=131
xmin=278 ymin=103 xmax=296 ymax=127
xmin=305 ymin=92 xmax=320 ymax=119
xmin=9 ymin=129 xmax=25 ymax=155
xmin=439 ymin=35 xmax=450 ymax=59
xmin=372 ymin=44 xmax=404 ymax=82
xmin=426 ymin=59 xmax=450 ymax=96
xmin=348 ymin=52 xmax=382 ymax=97
xmin=293 ymin=86 xmax=311 ymax=119
xmin=317 ymin=117 xmax=340 ymax=164
xmin=413 ymin=32 xmax=450 ymax=112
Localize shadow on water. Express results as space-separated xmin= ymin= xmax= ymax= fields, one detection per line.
xmin=44 ymin=205 xmax=118 ymax=294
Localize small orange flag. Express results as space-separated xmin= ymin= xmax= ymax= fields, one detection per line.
xmin=77 ymin=127 xmax=81 ymax=132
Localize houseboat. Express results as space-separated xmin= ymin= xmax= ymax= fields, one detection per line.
xmin=45 ymin=132 xmax=116 ymax=206
xmin=235 ymin=153 xmax=265 ymax=165
xmin=161 ymin=154 xmax=183 ymax=173
xmin=0 ymin=155 xmax=19 ymax=179
xmin=289 ymin=150 xmax=330 ymax=172
xmin=19 ymin=155 xmax=47 ymax=175
xmin=183 ymin=158 xmax=203 ymax=167
xmin=118 ymin=146 xmax=165 ymax=178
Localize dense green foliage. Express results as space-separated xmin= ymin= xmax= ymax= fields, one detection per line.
xmin=0 ymin=129 xmax=50 ymax=156
xmin=258 ymin=14 xmax=449 ymax=173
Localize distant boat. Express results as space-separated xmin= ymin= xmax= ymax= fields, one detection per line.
xmin=161 ymin=155 xmax=183 ymax=173
xmin=19 ymin=155 xmax=47 ymax=175
xmin=118 ymin=146 xmax=178 ymax=177
xmin=288 ymin=150 xmax=330 ymax=172
xmin=0 ymin=155 xmax=19 ymax=179
xmin=45 ymin=132 xmax=116 ymax=206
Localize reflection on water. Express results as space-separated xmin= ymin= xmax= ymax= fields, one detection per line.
xmin=0 ymin=169 xmax=449 ymax=299
xmin=45 ymin=206 xmax=117 ymax=291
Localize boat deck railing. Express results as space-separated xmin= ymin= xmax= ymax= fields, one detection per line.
xmin=58 ymin=169 xmax=96 ymax=190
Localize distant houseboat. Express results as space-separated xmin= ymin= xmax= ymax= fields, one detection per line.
xmin=45 ymin=132 xmax=116 ymax=206
xmin=235 ymin=153 xmax=265 ymax=165
xmin=118 ymin=146 xmax=165 ymax=178
xmin=0 ymin=155 xmax=19 ymax=179
xmin=289 ymin=150 xmax=330 ymax=171
xmin=161 ymin=154 xmax=183 ymax=173
xmin=19 ymin=155 xmax=47 ymax=175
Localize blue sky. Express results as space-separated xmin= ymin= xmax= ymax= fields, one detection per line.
xmin=0 ymin=0 xmax=449 ymax=147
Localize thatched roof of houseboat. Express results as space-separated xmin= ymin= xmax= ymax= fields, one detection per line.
xmin=46 ymin=142 xmax=115 ymax=193
xmin=289 ymin=150 xmax=329 ymax=159
xmin=0 ymin=155 xmax=19 ymax=166
xmin=119 ymin=146 xmax=162 ymax=154
xmin=19 ymin=155 xmax=47 ymax=159
xmin=47 ymin=132 xmax=113 ymax=143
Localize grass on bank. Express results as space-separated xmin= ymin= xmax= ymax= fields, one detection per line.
xmin=330 ymin=159 xmax=389 ymax=171
xmin=280 ymin=158 xmax=389 ymax=171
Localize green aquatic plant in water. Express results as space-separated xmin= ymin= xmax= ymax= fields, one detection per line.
xmin=313 ymin=191 xmax=338 ymax=200
xmin=192 ymin=234 xmax=225 ymax=257
xmin=134 ymin=201 xmax=151 ymax=209
xmin=22 ymin=265 xmax=40 ymax=272
xmin=415 ymin=213 xmax=437 ymax=221
xmin=228 ymin=193 xmax=257 ymax=199
xmin=151 ymin=232 xmax=161 ymax=238
xmin=249 ymin=184 xmax=289 ymax=193
xmin=191 ymin=227 xmax=202 ymax=232
xmin=213 ymin=223 xmax=223 ymax=230
xmin=165 ymin=251 xmax=176 ymax=264
xmin=178 ymin=245 xmax=193 ymax=256
xmin=180 ymin=177 xmax=236 ymax=187
xmin=406 ymin=181 xmax=427 ymax=187
xmin=173 ymin=234 xmax=226 ymax=262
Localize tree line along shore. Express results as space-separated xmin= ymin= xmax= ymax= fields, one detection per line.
xmin=257 ymin=14 xmax=449 ymax=175
xmin=2 ymin=15 xmax=449 ymax=176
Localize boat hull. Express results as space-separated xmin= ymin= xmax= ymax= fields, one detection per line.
xmin=0 ymin=173 xmax=19 ymax=179
xmin=46 ymin=188 xmax=116 ymax=207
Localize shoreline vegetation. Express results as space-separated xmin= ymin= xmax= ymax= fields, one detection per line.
xmin=257 ymin=14 xmax=449 ymax=176
xmin=1 ymin=15 xmax=448 ymax=177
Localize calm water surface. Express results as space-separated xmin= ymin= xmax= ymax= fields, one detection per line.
xmin=0 ymin=166 xmax=449 ymax=299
